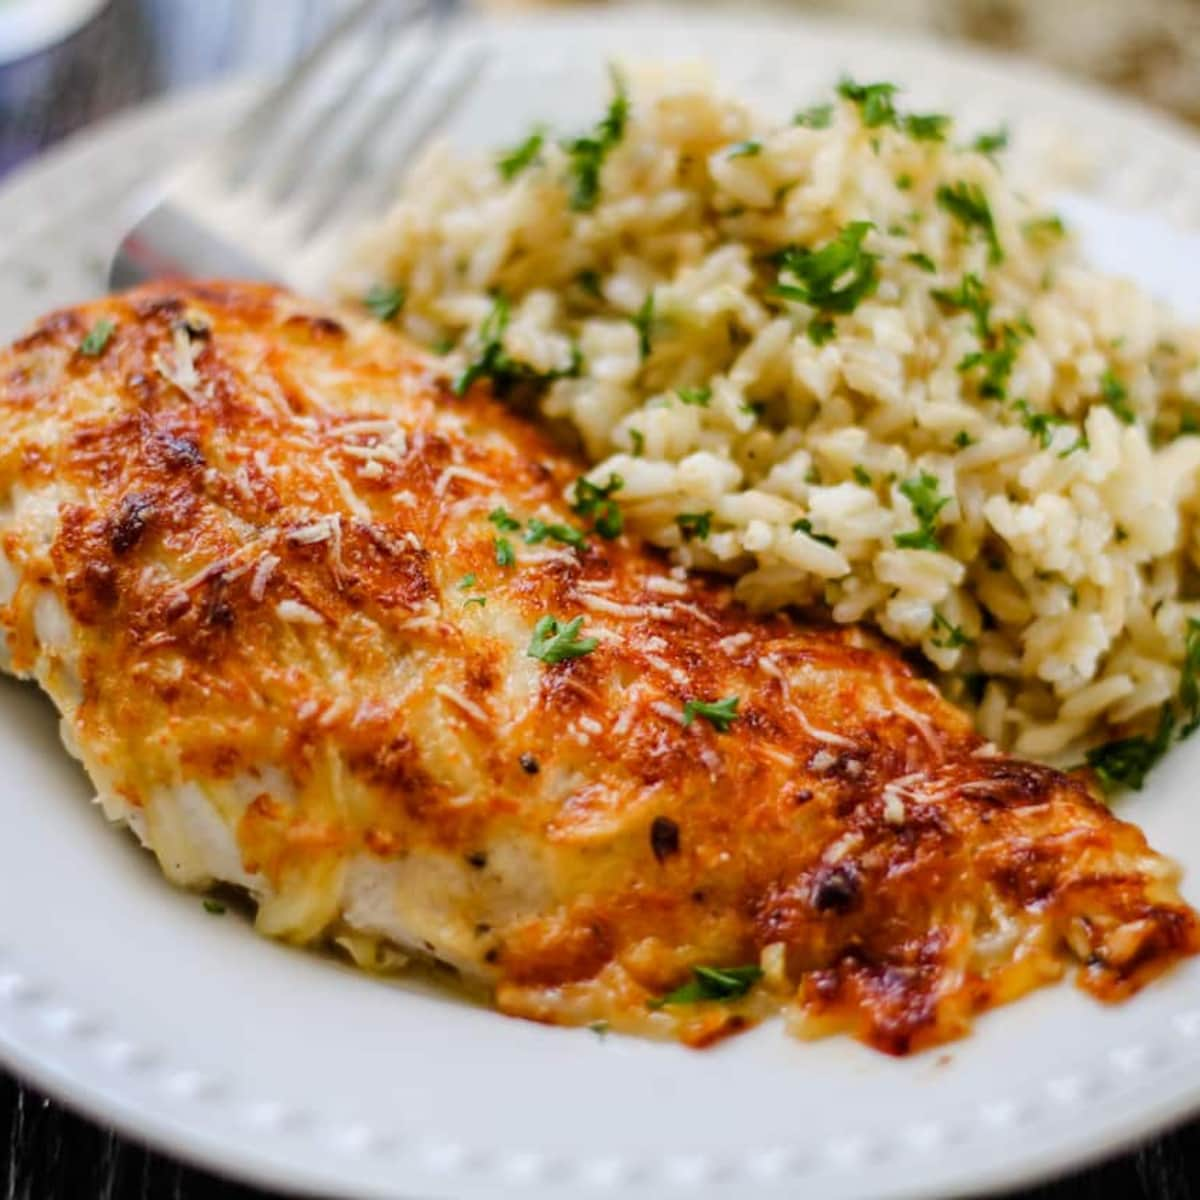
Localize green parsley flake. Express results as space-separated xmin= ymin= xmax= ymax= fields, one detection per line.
xmin=629 ymin=428 xmax=645 ymax=456
xmin=497 ymin=127 xmax=545 ymax=180
xmin=930 ymin=611 xmax=972 ymax=649
xmin=971 ymin=127 xmax=1009 ymax=156
xmin=494 ymin=536 xmax=515 ymax=567
xmin=631 ymin=291 xmax=655 ymax=360
xmin=937 ymin=181 xmax=1004 ymax=264
xmin=524 ymin=518 xmax=588 ymax=551
xmin=904 ymin=112 xmax=951 ymax=142
xmin=527 ymin=615 xmax=598 ymax=664
xmin=588 ymin=1020 xmax=611 ymax=1036
xmin=906 ymin=251 xmax=936 ymax=273
xmin=576 ymin=269 xmax=603 ymax=299
xmin=565 ymin=65 xmax=629 ymax=211
xmin=675 ymin=511 xmax=712 ymax=542
xmin=682 ymin=696 xmax=740 ymax=732
xmin=80 ymin=318 xmax=116 ymax=357
xmin=931 ymin=273 xmax=991 ymax=340
xmin=794 ymin=103 xmax=834 ymax=129
xmin=958 ymin=324 xmax=1024 ymax=399
xmin=453 ymin=294 xmax=581 ymax=397
xmin=772 ymin=222 xmax=879 ymax=345
xmin=727 ymin=139 xmax=762 ymax=159
xmin=894 ymin=471 xmax=949 ymax=551
xmin=572 ymin=474 xmax=624 ymax=539
xmin=836 ymin=78 xmax=899 ymax=128
xmin=1100 ymin=369 xmax=1136 ymax=424
xmin=649 ymin=963 xmax=762 ymax=1008
xmin=1086 ymin=706 xmax=1175 ymax=793
xmin=1013 ymin=398 xmax=1067 ymax=449
xmin=676 ymin=386 xmax=712 ymax=407
xmin=489 ymin=506 xmax=521 ymax=533
xmin=463 ymin=596 xmax=487 ymax=609
xmin=1024 ymin=214 xmax=1066 ymax=242
xmin=364 ymin=284 xmax=405 ymax=323
xmin=792 ymin=518 xmax=837 ymax=547
xmin=953 ymin=430 xmax=975 ymax=448
xmin=203 ymin=899 xmax=226 ymax=915
xmin=852 ymin=465 xmax=872 ymax=486
xmin=457 ymin=573 xmax=478 ymax=590
xmin=1181 ymin=618 xmax=1200 ymax=736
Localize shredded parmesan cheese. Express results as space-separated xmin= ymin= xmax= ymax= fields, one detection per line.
xmin=276 ymin=599 xmax=324 ymax=625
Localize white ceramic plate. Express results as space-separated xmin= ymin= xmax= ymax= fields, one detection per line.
xmin=4 ymin=10 xmax=1200 ymax=1199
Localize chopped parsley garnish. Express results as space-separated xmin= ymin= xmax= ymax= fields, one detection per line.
xmin=937 ymin=181 xmax=1004 ymax=264
xmin=676 ymin=385 xmax=712 ymax=407
xmin=971 ymin=127 xmax=1009 ymax=156
xmin=675 ymin=511 xmax=712 ymax=541
xmin=463 ymin=596 xmax=487 ymax=609
xmin=896 ymin=173 xmax=914 ymax=191
xmin=772 ymin=222 xmax=879 ymax=343
xmin=80 ymin=318 xmax=115 ymax=357
xmin=894 ymin=471 xmax=949 ymax=551
xmin=576 ymin=269 xmax=603 ymax=299
xmin=1100 ymin=369 xmax=1136 ymax=424
xmin=1085 ymin=619 xmax=1200 ymax=791
xmin=807 ymin=316 xmax=836 ymax=346
xmin=564 ymin=65 xmax=629 ymax=211
xmin=588 ymin=1020 xmax=610 ymax=1036
xmin=649 ymin=963 xmax=762 ymax=1008
xmin=453 ymin=295 xmax=581 ymax=397
xmin=1086 ymin=706 xmax=1175 ymax=793
xmin=904 ymin=112 xmax=950 ymax=142
xmin=958 ymin=324 xmax=1023 ymax=399
xmin=852 ymin=465 xmax=872 ymax=486
xmin=202 ymin=898 xmax=226 ymax=915
xmin=631 ymin=291 xmax=655 ymax=360
xmin=457 ymin=573 xmax=478 ymax=590
xmin=931 ymin=273 xmax=991 ymax=340
xmin=364 ymin=284 xmax=405 ymax=323
xmin=930 ymin=611 xmax=972 ymax=649
xmin=727 ymin=139 xmax=762 ymax=159
xmin=682 ymin=696 xmax=740 ymax=732
xmin=906 ymin=251 xmax=936 ymax=273
xmin=792 ymin=518 xmax=837 ymax=547
xmin=497 ymin=127 xmax=545 ymax=180
xmin=571 ymin=473 xmax=624 ymax=539
xmin=489 ymin=506 xmax=521 ymax=532
xmin=836 ymin=78 xmax=899 ymax=128
xmin=1181 ymin=618 xmax=1200 ymax=736
xmin=526 ymin=614 xmax=598 ymax=664
xmin=524 ymin=518 xmax=588 ymax=551
xmin=1013 ymin=398 xmax=1067 ymax=449
xmin=953 ymin=430 xmax=975 ymax=448
xmin=1024 ymin=214 xmax=1066 ymax=241
xmin=794 ymin=103 xmax=834 ymax=129
xmin=629 ymin=428 xmax=645 ymax=456
xmin=494 ymin=536 xmax=515 ymax=567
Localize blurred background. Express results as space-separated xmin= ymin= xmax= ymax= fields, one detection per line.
xmin=1 ymin=0 xmax=1199 ymax=180
xmin=1 ymin=2 xmax=1200 ymax=1199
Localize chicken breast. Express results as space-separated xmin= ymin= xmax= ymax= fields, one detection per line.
xmin=0 ymin=280 xmax=1194 ymax=1054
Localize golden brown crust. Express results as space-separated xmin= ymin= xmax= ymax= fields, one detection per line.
xmin=0 ymin=280 xmax=1195 ymax=1055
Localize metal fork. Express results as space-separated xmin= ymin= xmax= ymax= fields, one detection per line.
xmin=109 ymin=0 xmax=482 ymax=295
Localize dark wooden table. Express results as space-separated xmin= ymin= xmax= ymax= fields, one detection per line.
xmin=0 ymin=1 xmax=1197 ymax=1196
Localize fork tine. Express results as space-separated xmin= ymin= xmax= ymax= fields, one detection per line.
xmin=225 ymin=0 xmax=393 ymax=186
xmin=260 ymin=2 xmax=434 ymax=208
xmin=294 ymin=9 xmax=466 ymax=237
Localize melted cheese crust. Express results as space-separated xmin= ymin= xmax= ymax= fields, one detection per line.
xmin=0 ymin=281 xmax=1195 ymax=1054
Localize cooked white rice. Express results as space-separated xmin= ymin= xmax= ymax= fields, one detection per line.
xmin=343 ymin=65 xmax=1200 ymax=767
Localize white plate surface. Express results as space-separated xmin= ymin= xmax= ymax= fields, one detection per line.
xmin=3 ymin=10 xmax=1200 ymax=1199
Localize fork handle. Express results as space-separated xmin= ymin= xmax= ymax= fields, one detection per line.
xmin=110 ymin=202 xmax=281 ymax=291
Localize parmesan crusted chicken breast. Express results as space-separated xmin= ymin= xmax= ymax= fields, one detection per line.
xmin=0 ymin=281 xmax=1195 ymax=1054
